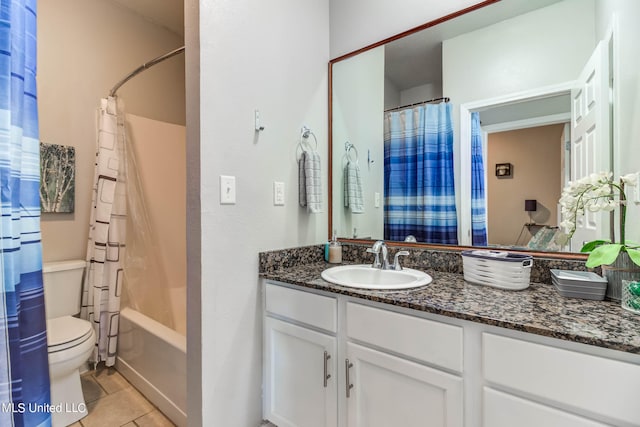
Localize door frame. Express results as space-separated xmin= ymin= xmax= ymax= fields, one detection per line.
xmin=459 ymin=81 xmax=575 ymax=246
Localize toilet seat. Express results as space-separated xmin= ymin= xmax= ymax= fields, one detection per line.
xmin=47 ymin=316 xmax=94 ymax=354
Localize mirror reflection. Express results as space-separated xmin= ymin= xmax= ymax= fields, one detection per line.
xmin=331 ymin=0 xmax=627 ymax=253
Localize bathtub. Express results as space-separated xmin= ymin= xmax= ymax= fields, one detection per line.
xmin=116 ymin=307 xmax=186 ymax=426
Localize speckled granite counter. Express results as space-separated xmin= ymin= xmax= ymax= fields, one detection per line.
xmin=260 ymin=246 xmax=640 ymax=355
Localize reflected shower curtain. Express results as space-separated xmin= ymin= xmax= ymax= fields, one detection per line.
xmin=81 ymin=97 xmax=126 ymax=367
xmin=384 ymin=103 xmax=458 ymax=244
xmin=471 ymin=112 xmax=488 ymax=245
xmin=0 ymin=1 xmax=53 ymax=426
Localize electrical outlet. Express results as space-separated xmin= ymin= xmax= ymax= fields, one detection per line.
xmin=374 ymin=192 xmax=380 ymax=208
xmin=274 ymin=181 xmax=285 ymax=206
xmin=220 ymin=175 xmax=236 ymax=204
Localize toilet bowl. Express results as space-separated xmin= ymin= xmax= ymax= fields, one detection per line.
xmin=43 ymin=260 xmax=95 ymax=427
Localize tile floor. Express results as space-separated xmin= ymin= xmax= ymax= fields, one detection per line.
xmin=70 ymin=366 xmax=175 ymax=427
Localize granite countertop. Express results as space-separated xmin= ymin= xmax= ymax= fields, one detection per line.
xmin=261 ymin=261 xmax=640 ymax=354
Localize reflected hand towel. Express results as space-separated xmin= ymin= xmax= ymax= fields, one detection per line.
xmin=344 ymin=161 xmax=364 ymax=213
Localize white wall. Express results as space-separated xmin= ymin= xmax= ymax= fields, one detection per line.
xmin=38 ymin=0 xmax=185 ymax=262
xmin=194 ymin=0 xmax=329 ymax=425
xmin=332 ymin=47 xmax=385 ymax=239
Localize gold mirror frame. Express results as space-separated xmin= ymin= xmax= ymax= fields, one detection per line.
xmin=327 ymin=0 xmax=587 ymax=261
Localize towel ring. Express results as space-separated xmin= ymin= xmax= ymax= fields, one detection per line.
xmin=345 ymin=141 xmax=358 ymax=163
xmin=299 ymin=125 xmax=318 ymax=152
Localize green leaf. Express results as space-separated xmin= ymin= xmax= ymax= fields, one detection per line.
xmin=580 ymin=240 xmax=610 ymax=253
xmin=585 ymin=244 xmax=623 ymax=268
xmin=626 ymin=248 xmax=640 ymax=267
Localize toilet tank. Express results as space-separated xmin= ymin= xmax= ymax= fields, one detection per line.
xmin=42 ymin=260 xmax=87 ymax=320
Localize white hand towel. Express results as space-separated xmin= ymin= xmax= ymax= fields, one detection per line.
xmin=303 ymin=151 xmax=322 ymax=213
xmin=298 ymin=152 xmax=307 ymax=208
xmin=344 ymin=160 xmax=364 ymax=213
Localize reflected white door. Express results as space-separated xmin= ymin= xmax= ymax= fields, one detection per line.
xmin=570 ymin=40 xmax=611 ymax=251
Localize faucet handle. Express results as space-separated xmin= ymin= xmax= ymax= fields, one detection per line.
xmin=366 ymin=247 xmax=382 ymax=268
xmin=392 ymin=251 xmax=410 ymax=270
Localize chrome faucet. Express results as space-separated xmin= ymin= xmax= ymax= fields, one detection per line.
xmin=366 ymin=240 xmax=390 ymax=270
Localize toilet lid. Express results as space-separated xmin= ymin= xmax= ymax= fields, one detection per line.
xmin=47 ymin=316 xmax=94 ymax=353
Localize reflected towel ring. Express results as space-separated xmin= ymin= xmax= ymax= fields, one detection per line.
xmin=300 ymin=125 xmax=318 ymax=152
xmin=345 ymin=141 xmax=358 ymax=163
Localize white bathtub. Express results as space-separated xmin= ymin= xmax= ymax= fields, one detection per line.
xmin=116 ymin=307 xmax=186 ymax=426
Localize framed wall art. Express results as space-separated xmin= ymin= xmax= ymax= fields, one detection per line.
xmin=495 ymin=162 xmax=512 ymax=178
xmin=40 ymin=142 xmax=75 ymax=213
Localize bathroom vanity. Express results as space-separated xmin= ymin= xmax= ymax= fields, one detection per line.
xmin=260 ymin=252 xmax=640 ymax=427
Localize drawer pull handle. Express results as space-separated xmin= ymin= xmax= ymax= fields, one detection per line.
xmin=324 ymin=351 xmax=331 ymax=387
xmin=345 ymin=359 xmax=354 ymax=398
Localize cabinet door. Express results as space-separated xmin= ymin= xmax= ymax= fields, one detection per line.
xmin=346 ymin=342 xmax=463 ymax=427
xmin=264 ymin=317 xmax=337 ymax=427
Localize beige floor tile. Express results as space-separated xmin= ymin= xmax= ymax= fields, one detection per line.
xmin=121 ymin=423 xmax=136 ymax=427
xmin=80 ymin=374 xmax=107 ymax=403
xmin=91 ymin=367 xmax=131 ymax=394
xmin=69 ymin=423 xmax=82 ymax=427
xmin=80 ymin=387 xmax=154 ymax=427
xmin=134 ymin=410 xmax=176 ymax=427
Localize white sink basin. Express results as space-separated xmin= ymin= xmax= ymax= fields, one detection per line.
xmin=321 ymin=264 xmax=432 ymax=290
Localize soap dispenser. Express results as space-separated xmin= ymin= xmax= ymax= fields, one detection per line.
xmin=328 ymin=230 xmax=342 ymax=264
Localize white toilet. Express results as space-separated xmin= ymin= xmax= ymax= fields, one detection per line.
xmin=42 ymin=260 xmax=95 ymax=427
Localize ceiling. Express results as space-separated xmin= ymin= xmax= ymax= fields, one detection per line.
xmin=110 ymin=0 xmax=184 ymax=38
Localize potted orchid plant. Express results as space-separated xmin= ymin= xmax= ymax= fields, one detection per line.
xmin=556 ymin=171 xmax=640 ymax=300
xmin=557 ymin=171 xmax=640 ymax=265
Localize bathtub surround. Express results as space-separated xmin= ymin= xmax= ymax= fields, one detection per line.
xmin=116 ymin=307 xmax=187 ymax=426
xmin=0 ymin=1 xmax=52 ymax=425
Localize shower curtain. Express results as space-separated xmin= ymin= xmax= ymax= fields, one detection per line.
xmin=0 ymin=1 xmax=53 ymax=425
xmin=384 ymin=103 xmax=458 ymax=244
xmin=81 ymin=97 xmax=126 ymax=367
xmin=81 ymin=98 xmax=175 ymax=366
xmin=471 ymin=112 xmax=488 ymax=246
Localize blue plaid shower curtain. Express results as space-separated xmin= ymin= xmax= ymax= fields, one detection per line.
xmin=383 ymin=103 xmax=458 ymax=244
xmin=0 ymin=1 xmax=53 ymax=426
xmin=471 ymin=112 xmax=488 ymax=246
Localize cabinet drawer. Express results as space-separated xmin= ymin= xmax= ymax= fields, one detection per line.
xmin=265 ymin=283 xmax=337 ymax=333
xmin=483 ymin=333 xmax=640 ymax=426
xmin=484 ymin=388 xmax=608 ymax=427
xmin=347 ymin=302 xmax=463 ymax=373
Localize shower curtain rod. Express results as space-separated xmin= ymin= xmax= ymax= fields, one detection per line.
xmin=109 ymin=46 xmax=185 ymax=97
xmin=384 ymin=96 xmax=450 ymax=113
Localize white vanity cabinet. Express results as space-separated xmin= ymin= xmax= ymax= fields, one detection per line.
xmin=263 ymin=281 xmax=640 ymax=427
xmin=482 ymin=333 xmax=640 ymax=427
xmin=264 ymin=282 xmax=464 ymax=427
xmin=264 ymin=283 xmax=338 ymax=427
xmin=345 ymin=302 xmax=463 ymax=427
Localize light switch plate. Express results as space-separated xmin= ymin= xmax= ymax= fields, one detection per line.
xmin=374 ymin=192 xmax=380 ymax=208
xmin=274 ymin=181 xmax=285 ymax=206
xmin=220 ymin=175 xmax=236 ymax=204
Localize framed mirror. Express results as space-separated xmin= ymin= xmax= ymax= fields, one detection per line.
xmin=329 ymin=0 xmax=628 ymax=257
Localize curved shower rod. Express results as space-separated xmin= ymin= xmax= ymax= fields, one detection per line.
xmin=109 ymin=46 xmax=185 ymax=97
